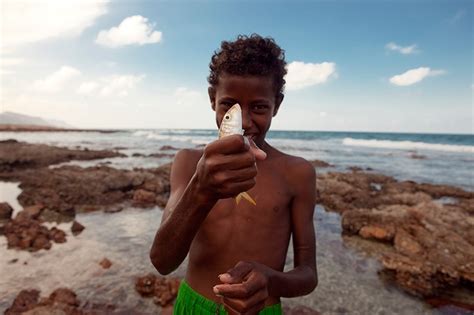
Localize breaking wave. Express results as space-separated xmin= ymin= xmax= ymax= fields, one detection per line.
xmin=342 ymin=138 xmax=473 ymax=153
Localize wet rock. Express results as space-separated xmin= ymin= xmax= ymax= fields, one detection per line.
xmin=71 ymin=221 xmax=85 ymax=236
xmin=0 ymin=140 xmax=125 ymax=172
xmin=5 ymin=289 xmax=40 ymax=315
xmin=348 ymin=166 xmax=363 ymax=172
xmin=0 ymin=163 xmax=172 ymax=219
xmin=38 ymin=208 xmax=74 ymax=223
xmin=6 ymin=288 xmax=90 ymax=315
xmin=319 ymin=169 xmax=474 ymax=297
xmin=136 ymin=274 xmax=157 ymax=297
xmin=135 ymin=274 xmax=181 ymax=307
xmin=410 ymin=153 xmax=427 ymax=160
xmin=104 ymin=205 xmax=123 ymax=213
xmin=160 ymin=145 xmax=179 ymax=151
xmin=394 ymin=229 xmax=423 ymax=256
xmin=156 ymin=194 xmax=169 ymax=208
xmin=4 ymin=216 xmax=67 ymax=251
xmin=359 ymin=226 xmax=394 ymax=242
xmin=48 ymin=288 xmax=80 ymax=307
xmin=310 ymin=160 xmax=333 ymax=168
xmin=148 ymin=153 xmax=175 ymax=158
xmin=22 ymin=205 xmax=44 ymax=219
xmin=99 ymin=258 xmax=112 ymax=269
xmin=50 ymin=227 xmax=67 ymax=243
xmin=133 ymin=189 xmax=157 ymax=206
xmin=0 ymin=202 xmax=13 ymax=220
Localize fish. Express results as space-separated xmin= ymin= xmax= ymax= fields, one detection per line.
xmin=219 ymin=103 xmax=257 ymax=206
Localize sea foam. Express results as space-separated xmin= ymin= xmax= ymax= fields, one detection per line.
xmin=342 ymin=138 xmax=473 ymax=153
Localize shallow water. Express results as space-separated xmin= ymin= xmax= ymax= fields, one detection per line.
xmin=0 ymin=182 xmax=22 ymax=217
xmin=0 ymin=200 xmax=453 ymax=314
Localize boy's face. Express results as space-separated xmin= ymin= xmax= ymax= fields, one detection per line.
xmin=209 ymin=73 xmax=283 ymax=148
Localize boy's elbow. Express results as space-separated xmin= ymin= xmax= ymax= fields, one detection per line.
xmin=309 ymin=269 xmax=318 ymax=292
xmin=149 ymin=249 xmax=173 ymax=275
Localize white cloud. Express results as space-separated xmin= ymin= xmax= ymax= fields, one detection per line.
xmin=2 ymin=0 xmax=109 ymax=49
xmin=174 ymin=87 xmax=202 ymax=105
xmin=389 ymin=67 xmax=445 ymax=86
xmin=100 ymin=74 xmax=145 ymax=97
xmin=96 ymin=15 xmax=162 ymax=48
xmin=34 ymin=66 xmax=81 ymax=93
xmin=77 ymin=81 xmax=99 ymax=95
xmin=285 ymin=61 xmax=337 ymax=91
xmin=385 ymin=42 xmax=420 ymax=55
xmin=1 ymin=58 xmax=25 ymax=67
xmin=0 ymin=57 xmax=25 ymax=75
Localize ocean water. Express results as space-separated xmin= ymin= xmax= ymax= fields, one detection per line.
xmin=0 ymin=129 xmax=473 ymax=314
xmin=1 ymin=129 xmax=472 ymax=190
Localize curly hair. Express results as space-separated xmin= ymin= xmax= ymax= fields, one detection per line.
xmin=208 ymin=34 xmax=287 ymax=96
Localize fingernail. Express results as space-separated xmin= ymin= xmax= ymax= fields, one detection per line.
xmin=243 ymin=136 xmax=250 ymax=147
xmin=219 ymin=273 xmax=231 ymax=281
xmin=213 ymin=286 xmax=219 ymax=294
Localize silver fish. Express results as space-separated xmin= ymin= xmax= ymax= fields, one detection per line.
xmin=219 ymin=103 xmax=256 ymax=206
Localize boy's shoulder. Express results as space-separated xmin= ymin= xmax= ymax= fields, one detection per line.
xmin=267 ymin=146 xmax=316 ymax=184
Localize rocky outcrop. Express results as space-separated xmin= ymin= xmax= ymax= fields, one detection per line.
xmin=0 ymin=163 xmax=171 ymax=220
xmin=135 ymin=274 xmax=181 ymax=307
xmin=5 ymin=288 xmax=91 ymax=315
xmin=0 ymin=202 xmax=13 ymax=220
xmin=4 ymin=209 xmax=67 ymax=251
xmin=71 ymin=221 xmax=85 ymax=236
xmin=317 ymin=169 xmax=474 ymax=297
xmin=0 ymin=139 xmax=125 ymax=172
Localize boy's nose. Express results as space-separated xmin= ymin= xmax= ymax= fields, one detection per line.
xmin=242 ymin=109 xmax=252 ymax=130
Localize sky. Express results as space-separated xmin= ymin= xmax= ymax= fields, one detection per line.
xmin=0 ymin=0 xmax=472 ymax=133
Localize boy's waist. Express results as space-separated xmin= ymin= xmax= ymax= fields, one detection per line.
xmin=176 ymin=280 xmax=282 ymax=314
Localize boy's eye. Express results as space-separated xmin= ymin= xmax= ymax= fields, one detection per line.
xmin=252 ymin=104 xmax=269 ymax=113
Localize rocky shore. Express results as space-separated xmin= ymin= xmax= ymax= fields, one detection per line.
xmin=1 ymin=140 xmax=473 ymax=312
xmin=316 ymin=168 xmax=474 ymax=302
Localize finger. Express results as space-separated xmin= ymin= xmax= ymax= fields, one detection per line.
xmin=219 ymin=261 xmax=253 ymax=284
xmin=248 ymin=139 xmax=267 ymax=161
xmin=213 ymin=283 xmax=259 ymax=299
xmin=210 ymin=152 xmax=256 ymax=171
xmin=215 ymin=167 xmax=257 ymax=184
xmin=206 ymin=135 xmax=249 ymax=155
xmin=222 ymin=179 xmax=256 ymax=197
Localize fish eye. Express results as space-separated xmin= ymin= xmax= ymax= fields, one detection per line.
xmin=225 ymin=115 xmax=230 ymax=120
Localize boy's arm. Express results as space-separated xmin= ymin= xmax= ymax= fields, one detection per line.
xmin=149 ymin=148 xmax=214 ymax=275
xmin=214 ymin=159 xmax=317 ymax=312
xmin=150 ymin=135 xmax=259 ymax=275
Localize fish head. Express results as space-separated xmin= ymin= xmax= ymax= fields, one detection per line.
xmin=219 ymin=103 xmax=243 ymax=138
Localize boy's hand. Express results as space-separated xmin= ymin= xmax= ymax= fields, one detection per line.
xmin=213 ymin=261 xmax=272 ymax=315
xmin=194 ymin=135 xmax=265 ymax=202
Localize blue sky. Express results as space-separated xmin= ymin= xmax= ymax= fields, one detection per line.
xmin=1 ymin=0 xmax=472 ymax=133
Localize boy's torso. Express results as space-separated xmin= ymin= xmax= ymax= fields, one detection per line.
xmin=181 ymin=144 xmax=297 ymax=305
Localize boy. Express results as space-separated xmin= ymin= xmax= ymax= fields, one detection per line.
xmin=150 ymin=34 xmax=317 ymax=314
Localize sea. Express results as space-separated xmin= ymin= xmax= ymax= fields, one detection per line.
xmin=0 ymin=129 xmax=472 ymax=314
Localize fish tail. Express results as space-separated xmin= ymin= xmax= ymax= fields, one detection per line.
xmin=235 ymin=191 xmax=256 ymax=206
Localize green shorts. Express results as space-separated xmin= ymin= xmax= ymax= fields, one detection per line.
xmin=173 ymin=281 xmax=282 ymax=315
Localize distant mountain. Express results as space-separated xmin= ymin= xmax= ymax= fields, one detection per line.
xmin=0 ymin=111 xmax=75 ymax=128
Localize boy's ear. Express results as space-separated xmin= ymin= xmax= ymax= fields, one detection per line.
xmin=208 ymin=87 xmax=216 ymax=111
xmin=273 ymin=92 xmax=284 ymax=117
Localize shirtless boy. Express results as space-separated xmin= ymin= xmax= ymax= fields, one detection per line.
xmin=150 ymin=34 xmax=317 ymax=315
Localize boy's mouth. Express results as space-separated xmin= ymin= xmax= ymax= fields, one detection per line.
xmin=244 ymin=133 xmax=257 ymax=141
